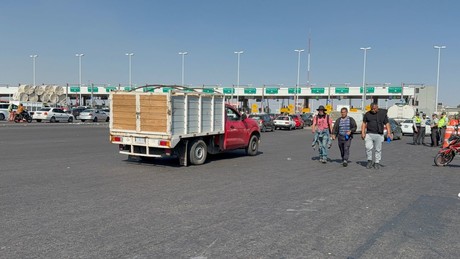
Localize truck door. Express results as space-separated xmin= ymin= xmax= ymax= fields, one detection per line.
xmin=224 ymin=107 xmax=247 ymax=149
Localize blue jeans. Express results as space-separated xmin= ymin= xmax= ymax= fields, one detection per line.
xmin=314 ymin=130 xmax=331 ymax=159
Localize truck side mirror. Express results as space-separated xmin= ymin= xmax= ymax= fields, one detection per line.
xmin=242 ymin=113 xmax=247 ymax=120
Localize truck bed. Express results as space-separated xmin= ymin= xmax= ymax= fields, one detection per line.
xmin=110 ymin=91 xmax=225 ymax=147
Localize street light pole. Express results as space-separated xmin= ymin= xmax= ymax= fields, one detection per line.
xmin=434 ymin=45 xmax=446 ymax=113
xmin=75 ymin=54 xmax=84 ymax=106
xmin=30 ymin=54 xmax=38 ymax=87
xmin=126 ymin=53 xmax=134 ymax=88
xmin=178 ymin=52 xmax=188 ymax=86
xmin=294 ymin=49 xmax=304 ymax=113
xmin=234 ymin=51 xmax=244 ymax=109
xmin=360 ymin=47 xmax=371 ymax=111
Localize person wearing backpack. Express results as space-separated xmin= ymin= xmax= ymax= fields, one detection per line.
xmin=312 ymin=105 xmax=333 ymax=163
xmin=331 ymin=107 xmax=357 ymax=167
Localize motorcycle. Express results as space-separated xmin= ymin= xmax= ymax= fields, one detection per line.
xmin=14 ymin=111 xmax=33 ymax=123
xmin=434 ymin=125 xmax=460 ymax=166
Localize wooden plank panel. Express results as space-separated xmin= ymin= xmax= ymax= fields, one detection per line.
xmin=112 ymin=94 xmax=137 ymax=101
xmin=141 ymin=107 xmax=168 ymax=113
xmin=112 ymin=93 xmax=136 ymax=131
xmin=140 ymin=119 xmax=167 ymax=126
xmin=141 ymin=125 xmax=167 ymax=132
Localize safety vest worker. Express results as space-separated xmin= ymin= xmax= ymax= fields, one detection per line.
xmin=438 ymin=114 xmax=448 ymax=128
xmin=413 ymin=114 xmax=421 ymax=127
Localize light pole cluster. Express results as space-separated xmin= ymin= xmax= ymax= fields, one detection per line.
xmin=23 ymin=45 xmax=448 ymax=113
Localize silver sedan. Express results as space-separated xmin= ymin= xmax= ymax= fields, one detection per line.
xmin=79 ymin=109 xmax=109 ymax=122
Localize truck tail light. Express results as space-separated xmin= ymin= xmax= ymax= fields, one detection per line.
xmin=112 ymin=136 xmax=122 ymax=142
xmin=159 ymin=140 xmax=170 ymax=147
xmin=44 ymin=112 xmax=48 ymax=115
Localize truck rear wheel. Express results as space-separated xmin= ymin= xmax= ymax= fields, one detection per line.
xmin=189 ymin=139 xmax=207 ymax=165
xmin=246 ymin=135 xmax=259 ymax=156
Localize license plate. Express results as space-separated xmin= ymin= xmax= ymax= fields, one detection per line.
xmin=135 ymin=137 xmax=146 ymax=144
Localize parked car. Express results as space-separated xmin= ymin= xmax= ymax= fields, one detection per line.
xmin=0 ymin=103 xmax=17 ymax=121
xmin=290 ymin=114 xmax=305 ymax=129
xmin=68 ymin=107 xmax=88 ymax=120
xmin=300 ymin=113 xmax=313 ymax=126
xmin=33 ymin=107 xmax=74 ymax=123
xmin=400 ymin=119 xmax=431 ymax=136
xmin=101 ymin=108 xmax=110 ymax=118
xmin=79 ymin=109 xmax=109 ymax=122
xmin=273 ymin=116 xmax=296 ymax=130
xmin=384 ymin=118 xmax=402 ymax=140
xmin=249 ymin=114 xmax=275 ymax=132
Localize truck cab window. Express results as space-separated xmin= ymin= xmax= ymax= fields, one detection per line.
xmin=226 ymin=107 xmax=240 ymax=121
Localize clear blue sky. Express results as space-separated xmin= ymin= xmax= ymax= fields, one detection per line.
xmin=1 ymin=0 xmax=459 ymax=105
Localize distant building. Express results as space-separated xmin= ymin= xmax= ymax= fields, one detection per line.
xmin=411 ymin=85 xmax=436 ymax=115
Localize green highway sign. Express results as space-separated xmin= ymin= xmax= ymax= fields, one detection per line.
xmin=162 ymin=87 xmax=172 ymax=93
xmin=288 ymin=88 xmax=301 ymax=94
xmin=335 ymin=87 xmax=349 ymax=94
xmin=105 ymin=87 xmax=117 ymax=92
xmin=388 ymin=87 xmax=402 ymax=93
xmin=244 ymin=88 xmax=257 ymax=94
xmin=265 ymin=88 xmax=279 ymax=94
xmin=202 ymin=88 xmax=214 ymax=93
xmin=223 ymin=88 xmax=235 ymax=94
xmin=87 ymin=87 xmax=99 ymax=93
xmin=360 ymin=87 xmax=375 ymax=93
xmin=311 ymin=88 xmax=325 ymax=94
xmin=143 ymin=87 xmax=155 ymax=92
xmin=124 ymin=87 xmax=133 ymax=91
xmin=70 ymin=86 xmax=80 ymax=93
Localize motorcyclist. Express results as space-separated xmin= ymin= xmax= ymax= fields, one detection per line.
xmin=16 ymin=104 xmax=28 ymax=120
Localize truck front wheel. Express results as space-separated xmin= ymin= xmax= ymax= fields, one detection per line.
xmin=189 ymin=139 xmax=207 ymax=165
xmin=246 ymin=135 xmax=259 ymax=156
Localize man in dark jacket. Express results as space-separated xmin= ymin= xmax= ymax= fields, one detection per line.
xmin=331 ymin=107 xmax=357 ymax=167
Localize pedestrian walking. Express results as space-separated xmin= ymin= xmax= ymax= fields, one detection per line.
xmin=331 ymin=107 xmax=357 ymax=167
xmin=412 ymin=112 xmax=421 ymax=145
xmin=311 ymin=105 xmax=333 ymax=164
xmin=7 ymin=103 xmax=15 ymax=121
xmin=430 ymin=114 xmax=439 ymax=147
xmin=361 ymin=103 xmax=392 ymax=170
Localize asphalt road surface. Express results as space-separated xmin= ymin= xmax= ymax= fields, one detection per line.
xmin=1 ymin=122 xmax=459 ymax=258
